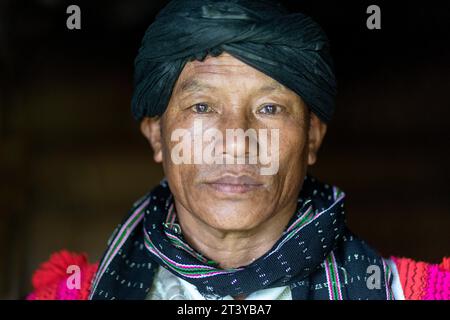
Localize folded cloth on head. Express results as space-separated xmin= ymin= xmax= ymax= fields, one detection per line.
xmin=131 ymin=0 xmax=337 ymax=123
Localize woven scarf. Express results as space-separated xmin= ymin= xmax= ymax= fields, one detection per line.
xmin=90 ymin=175 xmax=393 ymax=300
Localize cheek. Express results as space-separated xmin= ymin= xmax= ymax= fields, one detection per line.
xmin=160 ymin=120 xmax=201 ymax=206
xmin=159 ymin=120 xmax=184 ymax=194
xmin=270 ymin=126 xmax=308 ymax=206
xmin=278 ymin=125 xmax=308 ymax=168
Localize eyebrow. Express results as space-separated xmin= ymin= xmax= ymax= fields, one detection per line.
xmin=177 ymin=78 xmax=287 ymax=94
xmin=178 ymin=79 xmax=215 ymax=94
xmin=257 ymin=81 xmax=286 ymax=93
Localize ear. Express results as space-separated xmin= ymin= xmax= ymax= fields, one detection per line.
xmin=307 ymin=113 xmax=327 ymax=166
xmin=140 ymin=117 xmax=163 ymax=163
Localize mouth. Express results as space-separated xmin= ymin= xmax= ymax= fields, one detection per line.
xmin=204 ymin=174 xmax=264 ymax=194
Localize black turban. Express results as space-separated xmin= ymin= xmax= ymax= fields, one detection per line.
xmin=131 ymin=0 xmax=337 ymax=123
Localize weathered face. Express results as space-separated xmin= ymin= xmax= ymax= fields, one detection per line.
xmin=141 ymin=53 xmax=326 ymax=232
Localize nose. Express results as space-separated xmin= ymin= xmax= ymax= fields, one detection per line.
xmin=218 ymin=110 xmax=257 ymax=162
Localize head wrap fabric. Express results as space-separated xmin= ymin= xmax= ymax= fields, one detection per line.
xmin=131 ymin=0 xmax=337 ymax=123
xmin=90 ymin=175 xmax=393 ymax=300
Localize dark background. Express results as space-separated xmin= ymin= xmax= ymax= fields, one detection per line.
xmin=1 ymin=0 xmax=449 ymax=299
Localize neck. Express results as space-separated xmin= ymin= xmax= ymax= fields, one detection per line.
xmin=175 ymin=200 xmax=297 ymax=269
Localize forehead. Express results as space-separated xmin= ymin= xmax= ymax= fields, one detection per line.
xmin=174 ymin=52 xmax=287 ymax=93
xmin=182 ymin=53 xmax=252 ymax=74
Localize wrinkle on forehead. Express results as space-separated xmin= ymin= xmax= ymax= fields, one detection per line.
xmin=175 ymin=52 xmax=289 ymax=94
xmin=183 ymin=53 xmax=251 ymax=75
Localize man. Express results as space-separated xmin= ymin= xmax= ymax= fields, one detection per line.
xmin=28 ymin=0 xmax=449 ymax=300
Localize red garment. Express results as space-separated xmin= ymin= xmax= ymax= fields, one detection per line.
xmin=27 ymin=250 xmax=449 ymax=300
xmin=391 ymin=256 xmax=450 ymax=300
xmin=27 ymin=250 xmax=98 ymax=300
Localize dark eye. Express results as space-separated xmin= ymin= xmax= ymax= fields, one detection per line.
xmin=191 ymin=103 xmax=212 ymax=114
xmin=258 ymin=104 xmax=282 ymax=115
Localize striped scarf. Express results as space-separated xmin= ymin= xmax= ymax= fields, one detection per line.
xmin=90 ymin=175 xmax=394 ymax=300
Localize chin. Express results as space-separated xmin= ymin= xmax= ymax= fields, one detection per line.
xmin=199 ymin=205 xmax=266 ymax=231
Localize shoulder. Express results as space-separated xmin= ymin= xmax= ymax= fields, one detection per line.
xmin=27 ymin=250 xmax=98 ymax=300
xmin=390 ymin=256 xmax=450 ymax=300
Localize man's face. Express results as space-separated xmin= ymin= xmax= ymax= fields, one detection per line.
xmin=141 ymin=53 xmax=326 ymax=232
